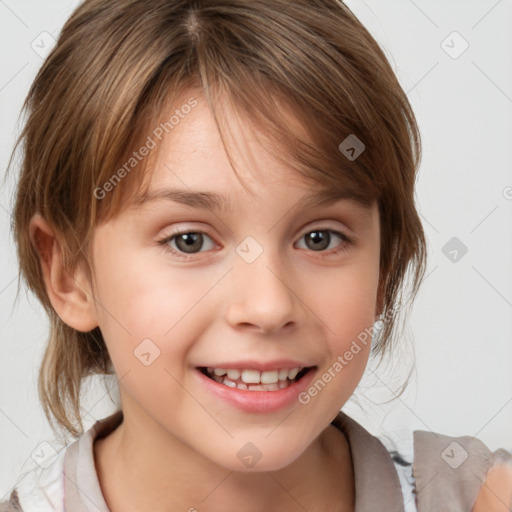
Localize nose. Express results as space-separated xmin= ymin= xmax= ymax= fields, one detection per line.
xmin=224 ymin=252 xmax=299 ymax=335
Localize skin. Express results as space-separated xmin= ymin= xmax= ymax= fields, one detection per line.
xmin=472 ymin=463 xmax=512 ymax=512
xmin=29 ymin=90 xmax=381 ymax=512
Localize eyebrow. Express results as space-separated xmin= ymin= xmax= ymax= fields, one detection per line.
xmin=134 ymin=187 xmax=370 ymax=212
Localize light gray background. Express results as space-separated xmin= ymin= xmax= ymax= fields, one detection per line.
xmin=1 ymin=0 xmax=511 ymax=497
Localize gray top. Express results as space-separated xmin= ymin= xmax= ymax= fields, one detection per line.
xmin=1 ymin=409 xmax=511 ymax=511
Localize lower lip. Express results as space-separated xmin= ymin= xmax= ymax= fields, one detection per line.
xmin=195 ymin=368 xmax=316 ymax=413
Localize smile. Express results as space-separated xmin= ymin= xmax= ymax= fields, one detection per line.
xmin=199 ymin=367 xmax=312 ymax=391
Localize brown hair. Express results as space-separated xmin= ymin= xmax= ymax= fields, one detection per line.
xmin=9 ymin=0 xmax=426 ymax=438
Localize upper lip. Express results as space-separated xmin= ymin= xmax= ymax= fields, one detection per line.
xmin=197 ymin=360 xmax=315 ymax=371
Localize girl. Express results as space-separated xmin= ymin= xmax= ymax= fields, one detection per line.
xmin=2 ymin=0 xmax=511 ymax=511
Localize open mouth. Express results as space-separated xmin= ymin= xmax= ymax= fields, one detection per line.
xmin=198 ymin=366 xmax=314 ymax=391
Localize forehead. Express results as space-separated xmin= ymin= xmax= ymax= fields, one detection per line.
xmin=129 ymin=90 xmax=373 ymax=213
xmin=152 ymin=90 xmax=301 ymax=180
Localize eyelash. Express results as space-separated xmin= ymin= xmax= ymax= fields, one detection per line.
xmin=157 ymin=228 xmax=353 ymax=260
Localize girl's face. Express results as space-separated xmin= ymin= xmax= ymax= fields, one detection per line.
xmin=88 ymin=91 xmax=381 ymax=471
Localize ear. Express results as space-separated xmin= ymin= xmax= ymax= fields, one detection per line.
xmin=28 ymin=213 xmax=98 ymax=332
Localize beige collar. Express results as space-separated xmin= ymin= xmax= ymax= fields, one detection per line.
xmin=331 ymin=411 xmax=405 ymax=511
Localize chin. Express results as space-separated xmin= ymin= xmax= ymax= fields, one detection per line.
xmin=208 ymin=441 xmax=307 ymax=474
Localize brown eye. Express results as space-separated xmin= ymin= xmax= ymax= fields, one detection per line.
xmin=174 ymin=233 xmax=204 ymax=253
xmin=158 ymin=231 xmax=216 ymax=257
xmin=296 ymin=229 xmax=349 ymax=253
xmin=304 ymin=230 xmax=331 ymax=251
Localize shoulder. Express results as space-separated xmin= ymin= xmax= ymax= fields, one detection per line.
xmin=376 ymin=426 xmax=512 ymax=512
xmin=0 ymin=410 xmax=122 ymax=512
xmin=0 ymin=446 xmax=66 ymax=512
xmin=412 ymin=428 xmax=512 ymax=512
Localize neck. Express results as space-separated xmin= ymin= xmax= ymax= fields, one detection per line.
xmin=94 ymin=411 xmax=354 ymax=512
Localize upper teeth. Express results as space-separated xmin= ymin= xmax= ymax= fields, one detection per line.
xmin=208 ymin=367 xmax=302 ymax=384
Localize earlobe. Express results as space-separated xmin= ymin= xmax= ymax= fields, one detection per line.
xmin=28 ymin=213 xmax=98 ymax=332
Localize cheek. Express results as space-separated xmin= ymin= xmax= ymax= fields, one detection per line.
xmin=91 ymin=244 xmax=224 ymax=370
xmin=304 ymin=259 xmax=379 ymax=403
xmin=88 ymin=248 xmax=159 ymax=346
xmin=90 ymin=253 xmax=221 ymax=413
xmin=313 ymin=260 xmax=379 ymax=342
